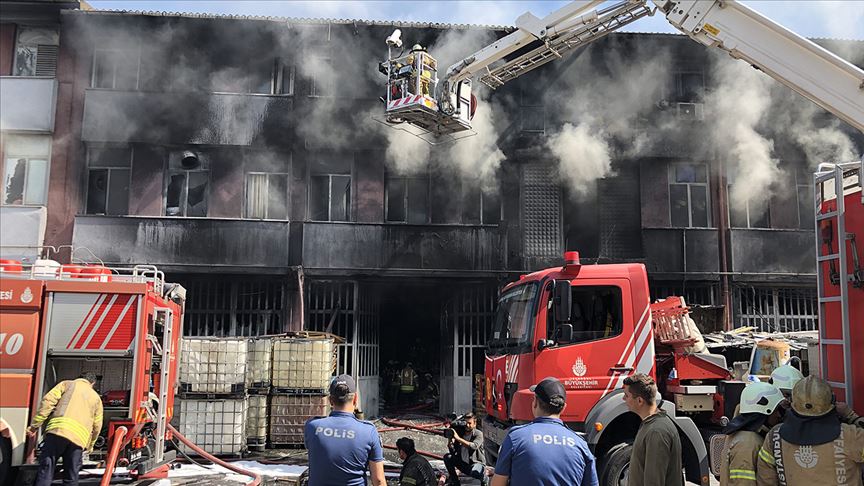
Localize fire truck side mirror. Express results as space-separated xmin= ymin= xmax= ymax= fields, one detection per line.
xmin=553 ymin=280 xmax=572 ymax=323
xmin=556 ymin=324 xmax=573 ymax=345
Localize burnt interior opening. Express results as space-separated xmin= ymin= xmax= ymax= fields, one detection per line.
xmin=378 ymin=283 xmax=445 ymax=412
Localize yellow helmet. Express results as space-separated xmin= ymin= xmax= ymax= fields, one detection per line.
xmin=791 ymin=376 xmax=835 ymax=417
xmin=770 ymin=364 xmax=804 ymax=393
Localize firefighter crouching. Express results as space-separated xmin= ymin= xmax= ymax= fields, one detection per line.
xmin=756 ymin=375 xmax=864 ymax=485
xmin=27 ymin=372 xmax=103 ymax=486
xmin=719 ymin=382 xmax=784 ymax=485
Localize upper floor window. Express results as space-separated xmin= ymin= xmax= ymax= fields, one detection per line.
xmin=795 ymin=168 xmax=815 ymax=230
xmin=386 ymin=173 xmax=429 ymax=224
xmin=86 ymin=145 xmax=131 ymax=215
xmin=92 ymin=48 xmax=140 ymax=90
xmin=669 ymin=163 xmax=710 ymax=228
xmin=13 ymin=27 xmax=59 ymax=77
xmin=671 ymin=70 xmax=705 ymax=103
xmin=210 ymin=58 xmax=295 ymax=95
xmin=245 ymin=172 xmax=289 ymax=220
xmin=520 ymin=84 xmax=545 ymax=134
xmin=728 ymin=167 xmax=770 ymax=229
xmin=309 ymin=153 xmax=350 ymax=221
xmin=462 ymin=184 xmax=501 ymax=225
xmin=308 ymin=49 xmax=334 ymax=97
xmin=165 ymin=151 xmax=208 ymax=217
xmin=2 ymin=134 xmax=51 ymax=205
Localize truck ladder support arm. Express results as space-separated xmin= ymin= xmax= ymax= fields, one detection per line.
xmin=657 ymin=0 xmax=864 ymax=132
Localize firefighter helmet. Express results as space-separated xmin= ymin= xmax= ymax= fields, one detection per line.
xmin=739 ymin=382 xmax=784 ymax=415
xmin=791 ymin=376 xmax=835 ymax=417
xmin=770 ymin=364 xmax=804 ymax=393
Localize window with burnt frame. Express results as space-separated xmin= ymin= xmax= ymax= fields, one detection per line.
xmin=245 ymin=173 xmax=289 ymax=220
xmin=308 ymin=48 xmax=335 ymax=97
xmin=92 ymin=48 xmax=140 ymax=90
xmin=208 ymin=57 xmax=295 ymax=95
xmin=669 ymin=163 xmax=710 ymax=228
xmin=86 ymin=146 xmax=131 ymax=215
xmin=461 ymin=184 xmax=502 ymax=225
xmin=728 ymin=167 xmax=770 ymax=229
xmin=166 ymin=169 xmax=208 ymax=217
xmin=309 ymin=154 xmax=351 ymax=222
xmin=13 ymin=26 xmax=59 ymax=77
xmin=2 ymin=135 xmax=51 ymax=206
xmin=386 ymin=174 xmax=430 ymax=224
xmin=672 ymin=70 xmax=705 ymax=103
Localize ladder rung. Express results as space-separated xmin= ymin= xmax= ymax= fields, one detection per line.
xmin=817 ymin=254 xmax=840 ymax=262
xmin=816 ymin=211 xmax=838 ymax=221
xmin=819 ymin=296 xmax=843 ymax=303
xmin=820 ymin=339 xmax=845 ymax=345
xmin=826 ymin=381 xmax=848 ymax=389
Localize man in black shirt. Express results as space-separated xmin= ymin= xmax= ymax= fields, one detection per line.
xmin=397 ymin=437 xmax=436 ymax=486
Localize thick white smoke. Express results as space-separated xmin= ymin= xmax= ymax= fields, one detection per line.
xmin=548 ymin=123 xmax=612 ymax=196
xmin=707 ymin=58 xmax=780 ymax=213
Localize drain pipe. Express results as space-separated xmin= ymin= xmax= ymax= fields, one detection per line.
xmin=168 ymin=424 xmax=261 ymax=486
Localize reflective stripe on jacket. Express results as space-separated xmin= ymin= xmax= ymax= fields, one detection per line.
xmin=31 ymin=379 xmax=103 ymax=451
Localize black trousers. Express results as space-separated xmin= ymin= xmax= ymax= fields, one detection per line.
xmin=35 ymin=433 xmax=83 ymax=486
xmin=442 ymin=453 xmax=485 ymax=484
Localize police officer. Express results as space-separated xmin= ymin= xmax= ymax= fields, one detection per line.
xmin=719 ymin=382 xmax=784 ymax=485
xmin=304 ymin=374 xmax=386 ymax=486
xmin=756 ymin=376 xmax=864 ymax=485
xmin=491 ymin=377 xmax=599 ymax=486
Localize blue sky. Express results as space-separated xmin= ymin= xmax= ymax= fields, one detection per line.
xmin=86 ymin=1 xmax=864 ymax=39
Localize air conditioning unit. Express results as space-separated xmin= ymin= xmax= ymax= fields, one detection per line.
xmin=677 ymin=102 xmax=704 ymax=120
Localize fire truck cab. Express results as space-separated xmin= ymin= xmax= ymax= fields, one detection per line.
xmin=0 ymin=255 xmax=184 ymax=485
xmin=483 ymin=252 xmax=728 ymax=485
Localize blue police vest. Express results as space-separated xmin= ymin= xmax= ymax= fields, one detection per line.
xmin=304 ymin=411 xmax=384 ymax=486
xmin=494 ymin=416 xmax=599 ymax=486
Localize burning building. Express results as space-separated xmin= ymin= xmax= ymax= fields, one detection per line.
xmin=1 ymin=5 xmax=862 ymax=417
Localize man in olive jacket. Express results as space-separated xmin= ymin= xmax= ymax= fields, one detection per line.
xmin=28 ymin=372 xmax=103 ymax=486
xmin=623 ymin=373 xmax=683 ymax=486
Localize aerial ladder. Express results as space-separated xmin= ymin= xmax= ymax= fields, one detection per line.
xmin=380 ymin=0 xmax=864 ymax=138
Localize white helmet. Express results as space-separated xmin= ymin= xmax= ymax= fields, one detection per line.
xmin=739 ymin=382 xmax=784 ymax=415
xmin=770 ymin=365 xmax=804 ymax=393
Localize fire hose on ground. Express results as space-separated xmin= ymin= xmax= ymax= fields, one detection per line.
xmin=98 ymin=424 xmax=261 ymax=486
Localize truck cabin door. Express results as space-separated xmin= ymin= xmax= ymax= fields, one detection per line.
xmin=535 ymin=278 xmax=650 ymax=422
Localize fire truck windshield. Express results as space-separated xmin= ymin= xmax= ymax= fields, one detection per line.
xmin=488 ymin=282 xmax=539 ymax=353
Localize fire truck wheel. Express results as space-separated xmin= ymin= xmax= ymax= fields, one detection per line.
xmin=0 ymin=436 xmax=12 ymax=486
xmin=599 ymin=442 xmax=632 ymax=486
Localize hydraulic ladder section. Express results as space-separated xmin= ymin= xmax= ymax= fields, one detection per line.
xmin=152 ymin=308 xmax=174 ymax=464
xmin=477 ymin=1 xmax=652 ymax=89
xmin=814 ymin=159 xmax=863 ymax=409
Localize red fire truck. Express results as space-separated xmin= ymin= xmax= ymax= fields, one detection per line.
xmin=481 ymin=160 xmax=863 ymax=486
xmin=0 ymin=253 xmax=184 ymax=485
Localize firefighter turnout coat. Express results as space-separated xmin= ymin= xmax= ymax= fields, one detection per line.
xmin=31 ymin=378 xmax=103 ymax=451
xmin=756 ymin=422 xmax=864 ymax=486
xmin=720 ymin=430 xmax=763 ymax=485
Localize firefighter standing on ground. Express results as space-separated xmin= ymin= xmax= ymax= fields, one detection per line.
xmin=756 ymin=375 xmax=864 ymax=485
xmin=623 ymin=373 xmax=683 ymax=486
xmin=28 ymin=372 xmax=103 ymax=486
xmin=719 ymin=382 xmax=785 ymax=485
xmin=399 ymin=362 xmax=419 ymax=405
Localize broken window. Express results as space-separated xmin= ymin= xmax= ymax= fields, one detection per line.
xmin=309 ymin=153 xmax=351 ymax=221
xmin=672 ymin=70 xmax=705 ymax=103
xmin=386 ymin=174 xmax=429 ymax=224
xmin=669 ymin=163 xmax=710 ymax=227
xmin=462 ymin=184 xmax=501 ymax=225
xmin=85 ymin=146 xmax=131 ymax=215
xmin=13 ymin=26 xmax=59 ymax=77
xmin=245 ymin=172 xmax=289 ymax=220
xmin=165 ymin=170 xmax=208 ymax=217
xmin=2 ymin=135 xmax=51 ymax=206
xmin=547 ymin=285 xmax=623 ymax=344
xmin=92 ymin=48 xmax=140 ymax=90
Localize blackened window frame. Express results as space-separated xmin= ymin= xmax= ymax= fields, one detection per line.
xmin=84 ymin=144 xmax=132 ymax=216
xmin=164 ymin=166 xmax=210 ymax=218
xmin=91 ymin=47 xmax=142 ymax=90
xmin=668 ymin=162 xmax=711 ymax=228
xmin=244 ymin=172 xmax=290 ymax=220
xmin=385 ymin=172 xmax=431 ymax=224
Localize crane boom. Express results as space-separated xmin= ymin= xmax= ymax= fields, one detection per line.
xmin=380 ymin=0 xmax=864 ymax=137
